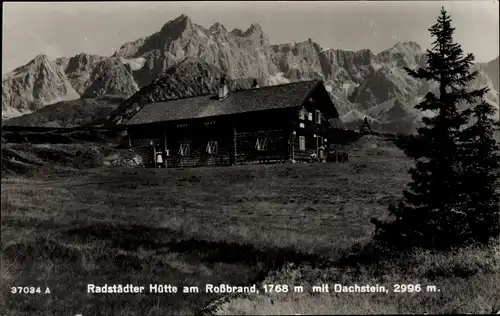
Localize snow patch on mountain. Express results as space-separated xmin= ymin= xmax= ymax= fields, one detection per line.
xmin=265 ymin=72 xmax=291 ymax=86
xmin=118 ymin=57 xmax=146 ymax=71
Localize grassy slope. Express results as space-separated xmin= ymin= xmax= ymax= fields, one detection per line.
xmin=1 ymin=135 xmax=498 ymax=315
xmin=216 ymin=244 xmax=500 ymax=315
xmin=215 ymin=138 xmax=500 ymax=315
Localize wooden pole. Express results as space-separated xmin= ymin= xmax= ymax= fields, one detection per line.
xmin=316 ymin=135 xmax=319 ymax=157
xmin=152 ymin=144 xmax=156 ymax=168
xmin=163 ymin=130 xmax=167 ymax=168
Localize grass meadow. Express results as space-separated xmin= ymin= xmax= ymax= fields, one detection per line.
xmin=1 ymin=135 xmax=499 ymax=315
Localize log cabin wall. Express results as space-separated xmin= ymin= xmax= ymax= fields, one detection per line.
xmin=232 ymin=109 xmax=292 ymax=164
xmin=234 ymin=128 xmax=288 ymax=164
xmin=163 ymin=120 xmax=233 ymax=168
xmin=128 ymin=108 xmax=297 ymax=168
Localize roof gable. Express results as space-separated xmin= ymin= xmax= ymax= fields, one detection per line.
xmin=309 ymin=82 xmax=340 ymax=119
xmin=125 ymin=80 xmax=321 ymax=125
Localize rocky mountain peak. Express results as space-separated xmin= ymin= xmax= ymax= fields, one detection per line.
xmin=6 ymin=54 xmax=54 ymax=79
xmin=244 ymin=23 xmax=263 ymax=36
xmin=159 ymin=14 xmax=194 ymax=35
xmin=176 ymin=14 xmax=191 ymax=22
xmin=230 ymin=28 xmax=244 ymax=37
xmin=2 ymin=53 xmax=80 ymax=118
xmin=357 ymin=49 xmax=376 ymax=59
xmin=82 ymin=57 xmax=138 ymax=99
xmin=209 ymin=22 xmax=227 ymax=34
xmin=66 ymin=53 xmax=105 ymax=74
xmin=376 ymin=40 xmax=424 ymax=68
xmin=31 ymin=54 xmax=50 ymax=64
xmin=391 ymin=41 xmax=422 ymax=55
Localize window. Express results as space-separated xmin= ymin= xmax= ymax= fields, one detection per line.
xmin=179 ymin=144 xmax=190 ymax=156
xmin=206 ymin=141 xmax=218 ymax=154
xmin=255 ymin=138 xmax=268 ymax=151
xmin=299 ymin=123 xmax=305 ymax=128
xmin=308 ymin=112 xmax=313 ymax=121
xmin=316 ymin=110 xmax=322 ymax=124
xmin=299 ymin=136 xmax=306 ymax=151
xmin=299 ymin=109 xmax=305 ymax=120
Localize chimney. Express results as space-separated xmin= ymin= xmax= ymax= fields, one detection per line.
xmin=218 ymin=75 xmax=228 ymax=99
xmin=252 ymin=79 xmax=259 ymax=88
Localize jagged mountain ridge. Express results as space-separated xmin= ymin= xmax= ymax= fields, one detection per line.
xmin=2 ymin=55 xmax=80 ymax=118
xmin=2 ymin=14 xmax=499 ymax=133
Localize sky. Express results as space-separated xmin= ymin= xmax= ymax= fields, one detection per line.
xmin=2 ymin=1 xmax=499 ymax=73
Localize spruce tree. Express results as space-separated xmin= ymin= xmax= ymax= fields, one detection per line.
xmin=371 ymin=7 xmax=489 ymax=250
xmin=458 ymin=101 xmax=500 ymax=244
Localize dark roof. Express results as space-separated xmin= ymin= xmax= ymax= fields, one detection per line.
xmin=126 ymin=80 xmax=321 ymax=125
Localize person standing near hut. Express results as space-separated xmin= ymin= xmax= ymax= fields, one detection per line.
xmin=318 ymin=145 xmax=326 ymax=162
xmin=156 ymin=151 xmax=164 ymax=168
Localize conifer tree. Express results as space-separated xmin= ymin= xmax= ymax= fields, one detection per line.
xmin=458 ymin=101 xmax=500 ymax=244
xmin=371 ymin=8 xmax=490 ymax=250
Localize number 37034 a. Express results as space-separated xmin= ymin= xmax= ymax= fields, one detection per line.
xmin=11 ymin=287 xmax=51 ymax=294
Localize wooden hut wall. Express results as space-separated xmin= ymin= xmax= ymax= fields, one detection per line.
xmin=164 ymin=120 xmax=233 ymax=168
xmin=232 ymin=109 xmax=294 ymax=164
xmin=127 ymin=106 xmax=335 ymax=167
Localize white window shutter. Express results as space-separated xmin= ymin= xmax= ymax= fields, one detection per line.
xmin=256 ymin=138 xmax=268 ymax=151
xmin=299 ymin=136 xmax=306 ymax=151
xmin=179 ymin=144 xmax=189 ymax=156
xmin=207 ymin=141 xmax=218 ymax=154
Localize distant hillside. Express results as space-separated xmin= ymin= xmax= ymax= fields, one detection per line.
xmin=3 ymin=96 xmax=123 ymax=128
xmin=106 ymin=57 xmax=258 ymax=125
